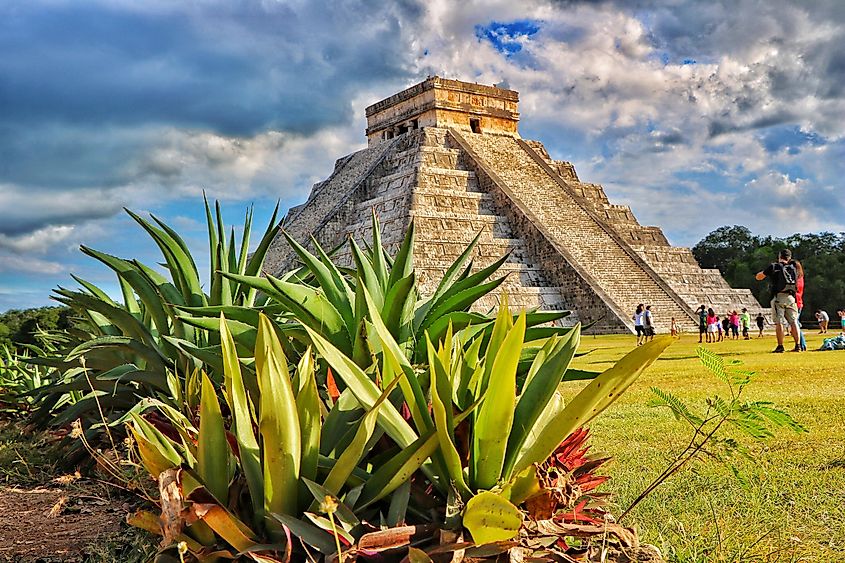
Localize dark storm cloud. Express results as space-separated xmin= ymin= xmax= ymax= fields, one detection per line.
xmin=0 ymin=1 xmax=417 ymax=136
xmin=0 ymin=0 xmax=426 ymax=239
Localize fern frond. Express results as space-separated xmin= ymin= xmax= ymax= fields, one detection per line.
xmin=650 ymin=387 xmax=703 ymax=427
xmin=696 ymin=347 xmax=730 ymax=386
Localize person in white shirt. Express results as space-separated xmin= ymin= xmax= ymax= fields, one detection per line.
xmin=815 ymin=310 xmax=829 ymax=333
xmin=632 ymin=303 xmax=646 ymax=346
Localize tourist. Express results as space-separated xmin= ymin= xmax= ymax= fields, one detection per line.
xmin=793 ymin=260 xmax=807 ymax=351
xmin=720 ymin=315 xmax=729 ymax=342
xmin=756 ymin=312 xmax=766 ymax=337
xmin=644 ymin=305 xmax=655 ymax=342
xmin=839 ymin=310 xmax=845 ymax=335
xmin=755 ymin=249 xmax=801 ymax=353
xmin=697 ymin=304 xmax=707 ymax=343
xmin=816 ymin=310 xmax=829 ymax=333
xmin=729 ymin=310 xmax=740 ymax=340
xmin=670 ymin=316 xmax=678 ymax=337
xmin=632 ymin=304 xmax=645 ymax=346
xmin=706 ymin=308 xmax=718 ymax=343
xmin=740 ymin=308 xmax=751 ymax=339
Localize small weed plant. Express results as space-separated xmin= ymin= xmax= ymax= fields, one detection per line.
xmin=622 ymin=346 xmax=807 ymax=519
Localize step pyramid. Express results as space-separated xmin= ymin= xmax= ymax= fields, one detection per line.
xmin=263 ymin=77 xmax=763 ymax=333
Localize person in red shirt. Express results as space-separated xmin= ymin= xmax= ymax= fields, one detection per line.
xmin=794 ymin=260 xmax=807 ymax=351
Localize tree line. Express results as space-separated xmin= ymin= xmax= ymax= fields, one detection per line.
xmin=0 ymin=306 xmax=72 ymax=348
xmin=692 ymin=226 xmax=845 ymax=320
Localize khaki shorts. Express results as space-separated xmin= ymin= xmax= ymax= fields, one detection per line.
xmin=770 ymin=293 xmax=799 ymax=325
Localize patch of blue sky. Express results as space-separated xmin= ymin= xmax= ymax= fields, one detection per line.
xmin=475 ymin=19 xmax=541 ymax=56
xmin=673 ymin=169 xmax=733 ymax=190
xmin=773 ymin=163 xmax=810 ymax=181
xmin=758 ymin=125 xmax=826 ymax=154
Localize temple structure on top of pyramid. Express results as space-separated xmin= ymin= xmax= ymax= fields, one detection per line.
xmin=263 ymin=77 xmax=762 ymax=333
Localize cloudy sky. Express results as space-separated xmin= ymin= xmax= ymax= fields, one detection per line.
xmin=1 ymin=0 xmax=843 ymax=311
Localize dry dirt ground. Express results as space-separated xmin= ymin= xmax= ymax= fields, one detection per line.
xmin=0 ymin=485 xmax=126 ymax=562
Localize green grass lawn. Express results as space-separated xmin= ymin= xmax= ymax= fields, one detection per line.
xmin=567 ymin=331 xmax=845 ymax=562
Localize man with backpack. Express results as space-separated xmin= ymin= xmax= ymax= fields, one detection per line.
xmin=755 ymin=248 xmax=801 ymax=353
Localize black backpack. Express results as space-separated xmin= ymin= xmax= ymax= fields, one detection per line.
xmin=776 ymin=262 xmax=798 ymax=295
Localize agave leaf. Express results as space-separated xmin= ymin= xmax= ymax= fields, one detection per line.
xmin=128 ymin=415 xmax=181 ymax=478
xmin=381 ymin=273 xmax=416 ymax=339
xmin=362 ymin=286 xmax=433 ymax=434
xmin=418 ymin=278 xmax=507 ymax=339
xmin=244 ymin=201 xmax=280 ymax=278
xmin=60 ymin=290 xmax=158 ymax=349
xmin=368 ymin=211 xmax=389 ymax=288
xmin=320 ymin=388 xmax=365 ymax=456
xmin=178 ymin=315 xmax=257 ymax=352
xmin=386 ymin=220 xmax=415 ymax=286
xmin=513 ymin=336 xmax=673 ymax=476
xmin=357 ymin=398 xmax=481 ymax=509
xmin=255 ymin=313 xmax=301 ymax=523
xmin=502 ymin=326 xmax=580 ymax=480
xmin=296 ymin=350 xmax=321 ymax=484
xmin=189 ymin=500 xmax=257 ymax=554
xmin=198 ymin=372 xmax=230 ymax=502
xmin=471 ymin=311 xmax=525 ymax=490
xmin=356 ymin=427 xmax=439 ymax=509
xmin=301 ymin=478 xmax=360 ymax=527
xmin=80 ymin=247 xmax=173 ymax=340
xmin=269 ymin=512 xmax=337 ymax=555
xmin=126 ymin=208 xmax=205 ymax=307
xmin=284 ymin=232 xmax=355 ymax=335
xmin=427 ymin=335 xmax=472 ymax=498
xmin=350 ymin=238 xmax=384 ymax=309
xmin=477 ymin=293 xmax=512 ymax=396
xmin=220 ymin=314 xmax=264 ymax=526
xmin=416 ymin=230 xmax=483 ymax=329
xmin=70 ymin=274 xmax=118 ymax=305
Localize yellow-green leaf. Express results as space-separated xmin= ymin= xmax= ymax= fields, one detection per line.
xmin=198 ymin=372 xmax=230 ymax=502
xmin=463 ymin=491 xmax=522 ymax=544
xmin=427 ymin=335 xmax=471 ymax=498
xmin=472 ymin=311 xmax=526 ymax=490
xmin=255 ymin=313 xmax=301 ymax=524
xmin=296 ymin=350 xmax=321 ymax=483
xmin=220 ymin=313 xmax=263 ymax=525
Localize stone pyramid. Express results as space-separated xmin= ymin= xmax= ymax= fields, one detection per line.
xmin=263 ymin=77 xmax=762 ymax=333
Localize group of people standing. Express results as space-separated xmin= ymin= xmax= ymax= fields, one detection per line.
xmin=631 ymin=303 xmax=656 ymax=346
xmin=630 ymin=248 xmax=845 ymax=349
xmin=696 ymin=306 xmax=762 ymax=343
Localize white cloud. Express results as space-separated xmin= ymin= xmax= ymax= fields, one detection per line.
xmin=0 ymin=252 xmax=64 ymax=274
xmin=0 ymin=225 xmax=77 ymax=254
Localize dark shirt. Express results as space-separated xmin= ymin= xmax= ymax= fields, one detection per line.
xmin=698 ymin=309 xmax=707 ymax=327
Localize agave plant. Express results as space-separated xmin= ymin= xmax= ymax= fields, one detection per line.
xmin=316 ymin=289 xmax=673 ymax=546
xmin=0 ymin=333 xmax=79 ymax=413
xmin=29 ymin=197 xmax=281 ymax=431
xmin=128 ymin=291 xmax=671 ymax=562
xmin=128 ymin=313 xmax=428 ymax=560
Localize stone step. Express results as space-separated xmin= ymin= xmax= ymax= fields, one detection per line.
xmin=417 ymin=263 xmax=553 ymax=288
xmin=386 ymin=146 xmax=461 ymax=170
xmin=414 ymin=238 xmax=532 ymax=262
